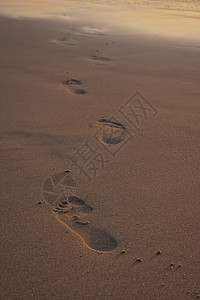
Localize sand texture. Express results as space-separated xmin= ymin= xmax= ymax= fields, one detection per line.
xmin=1 ymin=1 xmax=200 ymax=299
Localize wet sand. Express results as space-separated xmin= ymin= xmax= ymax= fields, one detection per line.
xmin=1 ymin=1 xmax=200 ymax=299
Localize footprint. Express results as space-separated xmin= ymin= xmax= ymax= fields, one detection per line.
xmin=61 ymin=79 xmax=86 ymax=95
xmin=90 ymin=55 xmax=114 ymax=66
xmin=91 ymin=55 xmax=113 ymax=62
xmin=63 ymin=79 xmax=82 ymax=85
xmin=97 ymin=119 xmax=126 ymax=130
xmin=81 ymin=25 xmax=107 ymax=36
xmin=52 ymin=37 xmax=77 ymax=47
xmin=57 ymin=37 xmax=77 ymax=46
xmin=96 ymin=119 xmax=127 ymax=145
xmin=53 ymin=196 xmax=117 ymax=252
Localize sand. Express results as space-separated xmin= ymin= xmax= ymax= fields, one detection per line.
xmin=1 ymin=1 xmax=200 ymax=299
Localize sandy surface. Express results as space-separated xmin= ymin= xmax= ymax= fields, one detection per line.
xmin=1 ymin=1 xmax=200 ymax=299
xmin=1 ymin=0 xmax=200 ymax=39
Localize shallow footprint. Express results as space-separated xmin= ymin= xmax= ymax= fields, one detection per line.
xmin=57 ymin=37 xmax=77 ymax=46
xmin=61 ymin=79 xmax=86 ymax=95
xmin=52 ymin=37 xmax=77 ymax=46
xmin=91 ymin=55 xmax=113 ymax=62
xmin=89 ymin=55 xmax=114 ymax=66
xmin=53 ymin=196 xmax=117 ymax=252
xmin=81 ymin=25 xmax=106 ymax=36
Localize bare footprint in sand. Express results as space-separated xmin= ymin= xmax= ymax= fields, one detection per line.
xmin=96 ymin=119 xmax=128 ymax=145
xmin=61 ymin=79 xmax=86 ymax=95
xmin=53 ymin=196 xmax=117 ymax=252
xmin=57 ymin=37 xmax=77 ymax=46
xmin=92 ymin=55 xmax=113 ymax=62
xmin=89 ymin=55 xmax=114 ymax=66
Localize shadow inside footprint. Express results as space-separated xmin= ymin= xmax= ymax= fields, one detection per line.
xmin=61 ymin=79 xmax=86 ymax=95
xmin=66 ymin=87 xmax=86 ymax=95
xmin=53 ymin=196 xmax=117 ymax=252
xmin=100 ymin=134 xmax=125 ymax=145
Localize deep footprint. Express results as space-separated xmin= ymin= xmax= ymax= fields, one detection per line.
xmin=61 ymin=79 xmax=86 ymax=95
xmin=97 ymin=119 xmax=126 ymax=130
xmin=53 ymin=196 xmax=117 ymax=252
xmin=96 ymin=119 xmax=127 ymax=145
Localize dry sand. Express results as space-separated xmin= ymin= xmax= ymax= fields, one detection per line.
xmin=1 ymin=1 xmax=200 ymax=299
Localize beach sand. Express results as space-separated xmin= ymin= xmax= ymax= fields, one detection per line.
xmin=1 ymin=1 xmax=200 ymax=299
